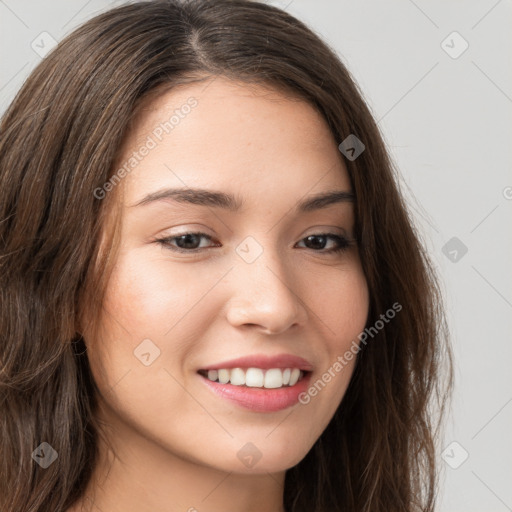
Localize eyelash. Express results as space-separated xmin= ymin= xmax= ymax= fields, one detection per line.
xmin=154 ymin=231 xmax=354 ymax=255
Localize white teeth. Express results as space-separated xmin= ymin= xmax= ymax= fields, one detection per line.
xmin=218 ymin=369 xmax=230 ymax=384
xmin=264 ymin=368 xmax=283 ymax=389
xmin=230 ymin=368 xmax=245 ymax=386
xmin=289 ymin=368 xmax=301 ymax=386
xmin=203 ymin=367 xmax=305 ymax=389
xmin=245 ymin=368 xmax=264 ymax=387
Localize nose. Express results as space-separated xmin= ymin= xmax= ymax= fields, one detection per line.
xmin=224 ymin=248 xmax=307 ymax=335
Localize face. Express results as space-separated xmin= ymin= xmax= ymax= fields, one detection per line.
xmin=85 ymin=77 xmax=369 ymax=475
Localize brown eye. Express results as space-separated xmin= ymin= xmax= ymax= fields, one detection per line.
xmin=296 ymin=234 xmax=351 ymax=253
xmin=155 ymin=232 xmax=218 ymax=253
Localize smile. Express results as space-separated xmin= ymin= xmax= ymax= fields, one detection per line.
xmin=198 ymin=367 xmax=306 ymax=389
xmin=197 ymin=367 xmax=312 ymax=413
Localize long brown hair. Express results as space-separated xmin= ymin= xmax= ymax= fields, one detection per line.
xmin=0 ymin=1 xmax=453 ymax=510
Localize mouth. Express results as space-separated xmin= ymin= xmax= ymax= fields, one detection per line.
xmin=197 ymin=367 xmax=310 ymax=389
xmin=197 ymin=367 xmax=313 ymax=413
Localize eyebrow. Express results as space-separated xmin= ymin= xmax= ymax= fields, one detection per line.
xmin=130 ymin=187 xmax=355 ymax=212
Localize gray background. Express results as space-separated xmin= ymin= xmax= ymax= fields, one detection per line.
xmin=1 ymin=0 xmax=511 ymax=510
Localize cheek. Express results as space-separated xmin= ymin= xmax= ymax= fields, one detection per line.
xmin=87 ymin=249 xmax=227 ymax=385
xmin=100 ymin=249 xmax=210 ymax=338
xmin=312 ymin=259 xmax=369 ymax=348
xmin=299 ymin=260 xmax=368 ymax=416
xmin=83 ymin=251 xmax=208 ymax=429
xmin=84 ymin=251 xmax=177 ymax=386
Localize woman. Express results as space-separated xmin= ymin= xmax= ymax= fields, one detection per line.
xmin=0 ymin=1 xmax=452 ymax=511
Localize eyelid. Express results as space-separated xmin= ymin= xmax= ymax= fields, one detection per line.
xmin=302 ymin=225 xmax=349 ymax=237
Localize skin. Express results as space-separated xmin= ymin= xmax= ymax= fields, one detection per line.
xmin=72 ymin=76 xmax=369 ymax=512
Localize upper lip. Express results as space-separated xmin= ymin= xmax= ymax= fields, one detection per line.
xmin=199 ymin=353 xmax=314 ymax=372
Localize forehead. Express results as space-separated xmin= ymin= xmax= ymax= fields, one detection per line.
xmin=117 ymin=77 xmax=351 ymax=204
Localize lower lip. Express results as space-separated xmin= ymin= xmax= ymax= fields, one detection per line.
xmin=198 ymin=372 xmax=312 ymax=413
